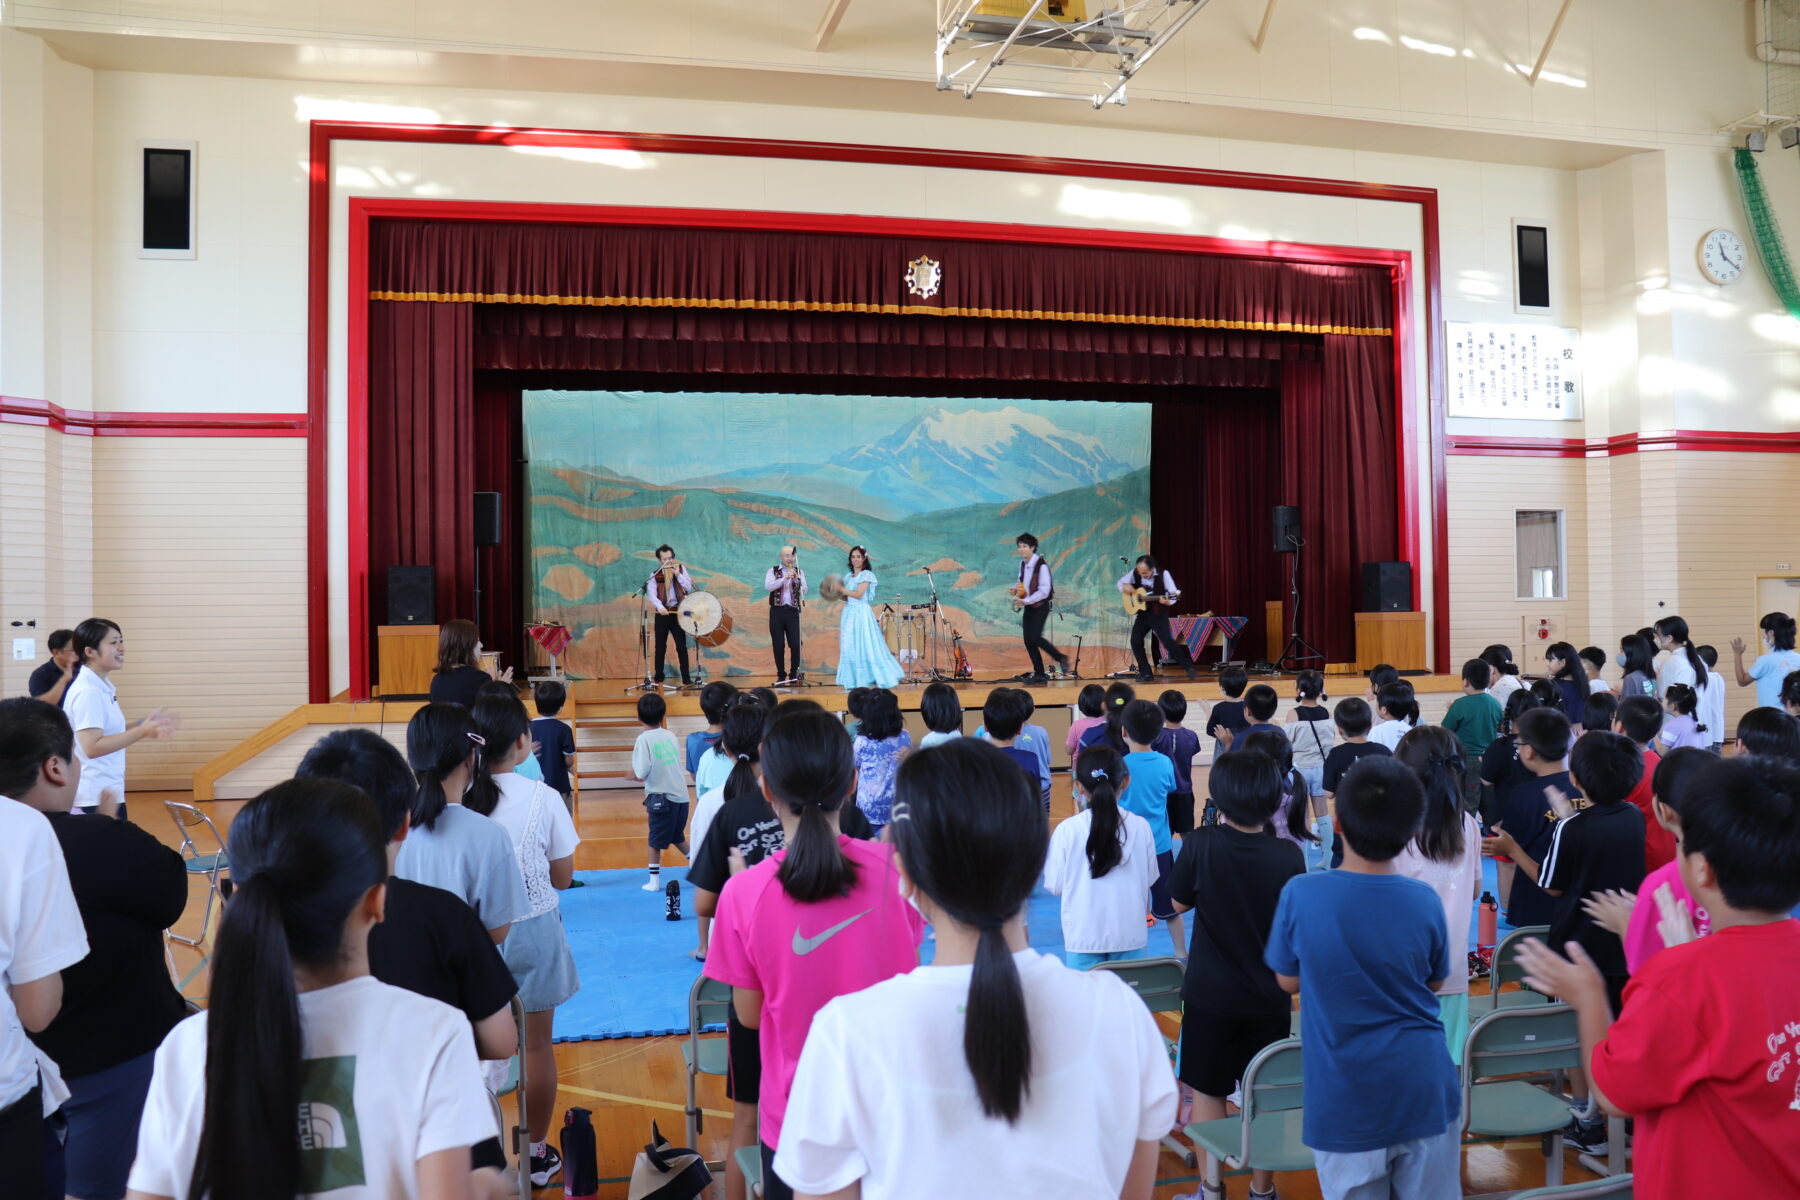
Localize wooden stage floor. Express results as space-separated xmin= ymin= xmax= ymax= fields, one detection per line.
xmin=146 ymin=772 xmax=1599 ymax=1199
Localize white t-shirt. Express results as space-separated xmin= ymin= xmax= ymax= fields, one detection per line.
xmin=633 ymin=728 xmax=690 ymax=800
xmin=128 ymin=976 xmax=491 ymax=1200
xmin=1391 ymin=812 xmax=1482 ymax=996
xmin=1369 ymin=718 xmax=1416 ymax=751
xmin=1702 ymin=670 xmax=1727 ymax=743
xmin=65 ymin=669 xmax=127 ymax=809
xmin=1656 ymin=649 xmax=1698 ymax=696
xmin=1588 ymin=676 xmax=1611 ymax=694
xmin=695 ymin=747 xmax=734 ymax=798
xmin=487 ymin=773 xmax=581 ymax=917
xmin=690 ymin=785 xmax=727 ymax=856
xmin=774 ymin=949 xmax=1176 ymax=1199
xmin=1042 ymin=809 xmax=1157 ymax=954
xmin=0 ymin=798 xmax=89 ymax=1108
xmin=1489 ymin=673 xmax=1524 ymax=707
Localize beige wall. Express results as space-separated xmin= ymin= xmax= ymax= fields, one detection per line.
xmin=88 ymin=437 xmax=308 ymax=788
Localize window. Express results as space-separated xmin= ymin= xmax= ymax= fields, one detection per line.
xmin=1513 ymin=219 xmax=1551 ymax=314
xmin=1516 ymin=510 xmax=1564 ymax=599
xmin=140 ymin=141 xmax=196 ymax=259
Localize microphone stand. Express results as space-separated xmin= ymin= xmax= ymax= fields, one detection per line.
xmin=625 ymin=577 xmax=659 ymax=694
xmin=1106 ymin=555 xmax=1138 ymax=679
xmin=922 ymin=568 xmax=949 ymax=682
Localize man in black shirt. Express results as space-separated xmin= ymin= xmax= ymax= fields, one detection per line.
xmin=297 ymin=729 xmax=519 ymax=1183
xmin=4 ymin=698 xmax=186 ymax=1200
xmin=27 ymin=629 xmax=78 ymax=708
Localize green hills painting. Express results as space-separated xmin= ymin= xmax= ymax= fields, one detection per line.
xmin=524 ymin=391 xmax=1151 ymax=679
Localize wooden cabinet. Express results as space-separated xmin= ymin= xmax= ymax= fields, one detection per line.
xmin=1354 ymin=611 xmax=1426 ymax=673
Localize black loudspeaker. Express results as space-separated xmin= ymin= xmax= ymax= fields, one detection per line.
xmin=474 ymin=492 xmax=503 ymax=547
xmin=387 ymin=565 xmax=436 ymax=625
xmin=1271 ymin=505 xmax=1302 ymax=553
xmin=1361 ymin=561 xmax=1412 ymax=613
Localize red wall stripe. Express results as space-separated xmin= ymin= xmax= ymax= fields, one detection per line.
xmin=0 ymin=396 xmax=307 ymax=437
xmin=1446 ymin=430 xmax=1800 ymax=458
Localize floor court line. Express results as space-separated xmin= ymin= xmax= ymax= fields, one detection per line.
xmin=553 ymin=1080 xmax=731 ymax=1122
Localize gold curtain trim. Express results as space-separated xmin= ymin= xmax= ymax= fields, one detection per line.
xmin=368 ymin=290 xmax=1391 ymax=337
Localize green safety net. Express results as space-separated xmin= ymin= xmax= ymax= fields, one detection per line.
xmin=1735 ymin=146 xmax=1800 ymax=320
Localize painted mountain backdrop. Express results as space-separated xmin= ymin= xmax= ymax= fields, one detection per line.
xmin=523 ymin=391 xmax=1152 ymax=678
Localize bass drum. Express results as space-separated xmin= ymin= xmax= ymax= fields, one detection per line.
xmin=676 ymin=590 xmax=735 ymax=648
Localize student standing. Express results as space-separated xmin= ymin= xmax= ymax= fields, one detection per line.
xmin=1043 ymin=747 xmax=1156 ymax=969
xmin=468 ymin=693 xmax=582 ymax=1188
xmin=64 ymin=619 xmax=178 ymax=817
xmin=1265 ymin=758 xmax=1462 ymax=1200
xmin=1481 ymin=644 xmax=1525 ymax=707
xmin=1284 ymin=670 xmax=1334 ymax=799
xmin=632 ymin=692 xmax=691 ymax=892
xmin=1652 ymin=615 xmax=1705 ymax=696
xmin=1441 ymin=659 xmax=1503 ymax=813
xmin=917 ymin=682 xmax=964 ymax=748
xmin=1613 ymin=695 xmax=1673 ymax=870
xmin=689 ymin=698 xmax=773 ymax=964
xmin=1121 ymin=700 xmax=1186 ymax=957
xmin=1655 ymin=684 xmax=1709 ymax=753
xmin=1204 ymin=665 xmax=1251 ymax=758
xmin=1236 ymin=684 xmax=1283 ymax=744
xmin=1391 ymin=727 xmax=1484 ymax=1063
xmin=530 ymin=680 xmax=578 ymax=815
xmin=703 ymin=709 xmax=925 ymax=1200
xmin=1167 ymin=750 xmax=1304 ymax=1200
xmin=1319 ymin=697 xmax=1391 ymax=810
xmin=1482 ymin=708 xmax=1577 ymax=929
xmin=1580 ymin=646 xmax=1613 ymax=696
xmin=688 ymin=681 xmax=740 ymax=791
xmin=397 ymin=704 xmax=530 ymax=942
xmin=852 ymin=688 xmax=912 ymax=833
xmin=0 ymin=701 xmax=93 ymax=1198
xmin=1696 ymin=646 xmax=1728 ymax=753
xmin=1369 ymin=682 xmax=1421 ymax=751
xmin=982 ymin=689 xmax=1050 ymax=813
xmin=1066 ymin=684 xmax=1108 ymax=755
xmin=1157 ymin=690 xmax=1204 ymax=840
xmin=1616 ymin=633 xmax=1659 ymax=700
xmin=125 ymin=780 xmax=492 ymax=1200
xmin=1730 ymin=612 xmax=1800 ymax=710
xmin=774 ymin=738 xmax=1174 ymax=1200
xmin=1517 ymin=756 xmax=1800 ymax=1200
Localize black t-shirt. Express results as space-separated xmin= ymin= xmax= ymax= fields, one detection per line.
xmin=1499 ymin=771 xmax=1579 ymax=928
xmin=31 ymin=813 xmax=189 ymax=1078
xmin=429 ymin=665 xmax=490 ymax=708
xmin=531 ymin=717 xmax=575 ymax=793
xmin=368 ymin=877 xmax=517 ymax=1025
xmin=1541 ymin=802 xmax=1646 ymax=978
xmin=688 ymin=796 xmax=875 ymax=896
xmin=1165 ymin=825 xmax=1305 ymax=1015
xmin=1204 ymin=700 xmax=1248 ymax=744
xmin=1321 ymin=741 xmax=1391 ymax=794
xmin=27 ymin=660 xmax=74 ymax=707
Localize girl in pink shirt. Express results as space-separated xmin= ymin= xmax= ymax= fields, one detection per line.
xmin=1066 ymin=684 xmax=1108 ymax=755
xmin=703 ymin=708 xmax=924 ymax=1200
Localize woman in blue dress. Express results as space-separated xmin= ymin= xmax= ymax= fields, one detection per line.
xmin=835 ymin=546 xmax=904 ymax=690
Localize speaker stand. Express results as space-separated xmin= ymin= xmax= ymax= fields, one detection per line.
xmin=473 ymin=544 xmax=484 ymax=638
xmin=1276 ymin=534 xmax=1325 ymax=672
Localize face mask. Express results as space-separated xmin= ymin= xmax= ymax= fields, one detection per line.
xmin=896 ymin=873 xmax=928 ymax=921
xmin=1616 ymin=653 xmax=1628 ymax=668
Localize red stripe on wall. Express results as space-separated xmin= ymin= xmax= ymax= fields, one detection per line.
xmin=0 ymin=396 xmax=307 ymax=437
xmin=1446 ymin=430 xmax=1800 ymax=457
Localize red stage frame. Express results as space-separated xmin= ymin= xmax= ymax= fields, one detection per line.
xmin=309 ymin=121 xmax=1450 ymax=701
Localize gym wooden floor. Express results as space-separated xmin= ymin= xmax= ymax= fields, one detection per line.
xmin=147 ymin=774 xmax=1600 ymax=1199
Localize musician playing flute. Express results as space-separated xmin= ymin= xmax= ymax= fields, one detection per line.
xmin=647 ymin=544 xmax=694 ymax=686
xmin=1117 ymin=554 xmax=1197 ymax=683
xmin=764 ymin=544 xmax=806 ymax=684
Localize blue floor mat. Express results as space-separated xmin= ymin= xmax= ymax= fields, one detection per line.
xmin=552 ymin=867 xmax=1178 ymax=1043
xmin=552 ymin=858 xmax=1507 ymax=1043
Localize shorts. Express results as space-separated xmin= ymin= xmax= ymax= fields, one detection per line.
xmin=1460 ymin=758 xmax=1485 ymax=814
xmin=646 ymin=794 xmax=690 ymax=850
xmin=1297 ymin=765 xmax=1325 ymax=797
xmin=725 ymin=1004 xmax=761 ymax=1104
xmin=1313 ymin=1120 xmax=1462 ymax=1200
xmin=1149 ymin=850 xmax=1177 ymax=921
xmin=1065 ymin=947 xmax=1148 ymax=971
xmin=1178 ymin=1007 xmax=1291 ymax=1098
xmin=472 ymin=1136 xmax=506 ymax=1172
xmin=1168 ymin=792 xmax=1197 ymax=836
xmin=1436 ymin=992 xmax=1469 ymax=1066
xmin=62 ymin=1049 xmax=157 ymax=1199
xmin=500 ymin=907 xmax=581 ymax=1011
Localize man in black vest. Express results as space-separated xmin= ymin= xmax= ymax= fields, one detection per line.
xmin=1012 ymin=533 xmax=1069 ymax=685
xmin=764 ymin=545 xmax=806 ymax=684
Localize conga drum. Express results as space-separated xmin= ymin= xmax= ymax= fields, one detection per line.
xmin=677 ymin=590 xmax=734 ymax=648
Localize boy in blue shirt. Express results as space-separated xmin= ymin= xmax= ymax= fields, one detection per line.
xmin=1237 ymin=683 xmax=1284 ymax=744
xmin=530 ymin=680 xmax=578 ymax=816
xmin=1122 ymin=699 xmax=1186 ymax=958
xmin=1265 ymin=756 xmax=1462 ymax=1199
xmin=981 ymin=687 xmax=1052 ymax=812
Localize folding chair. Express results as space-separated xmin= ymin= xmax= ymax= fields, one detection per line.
xmin=1182 ymin=1037 xmax=1310 ymax=1198
xmin=1462 ymin=1003 xmax=1582 ymax=1189
xmin=681 ymin=974 xmax=733 ymax=1154
xmin=485 ymin=996 xmax=530 ymax=1200
xmin=1091 ymin=957 xmax=1198 ymax=1166
xmin=1468 ymin=924 xmax=1552 ymax=1019
xmin=733 ymin=1145 xmax=764 ymax=1200
xmin=163 ymin=801 xmax=230 ymax=950
xmin=1510 ymin=1176 xmax=1633 ymax=1199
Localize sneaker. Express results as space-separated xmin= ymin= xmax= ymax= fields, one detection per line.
xmin=1563 ymin=1113 xmax=1608 ymax=1155
xmin=641 ymin=878 xmax=660 ymax=891
xmin=529 ymin=1144 xmax=563 ymax=1187
xmin=1024 ymin=672 xmax=1049 ymax=685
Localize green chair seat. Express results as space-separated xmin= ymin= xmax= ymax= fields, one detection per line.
xmin=1467 ymin=1078 xmax=1575 ymax=1139
xmin=1510 ymin=1175 xmax=1634 ymax=1199
xmin=1468 ymin=988 xmax=1551 ymax=1019
xmin=734 ymin=1144 xmax=763 ymax=1193
xmin=182 ymin=852 xmax=227 ymax=874
xmin=1184 ymin=1109 xmax=1314 ymax=1175
xmin=680 ymin=1037 xmax=729 ymax=1076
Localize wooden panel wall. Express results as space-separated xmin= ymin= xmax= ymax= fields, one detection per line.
xmin=0 ymin=423 xmax=92 ymax=697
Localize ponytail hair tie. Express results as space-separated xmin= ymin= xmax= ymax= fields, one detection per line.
xmin=975 ymin=914 xmax=1006 ymax=932
xmin=466 ymin=731 xmax=487 ymax=746
xmin=1089 ymin=767 xmax=1108 ymax=780
xmin=737 ymin=753 xmax=750 ymax=763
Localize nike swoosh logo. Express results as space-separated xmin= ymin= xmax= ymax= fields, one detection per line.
xmin=792 ymin=909 xmax=873 ymax=956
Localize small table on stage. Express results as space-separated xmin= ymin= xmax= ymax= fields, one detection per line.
xmin=1171 ymin=613 xmax=1249 ymax=667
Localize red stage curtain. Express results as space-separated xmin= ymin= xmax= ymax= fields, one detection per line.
xmin=372 ymin=221 xmax=1397 ymax=338
xmin=1279 ymin=335 xmax=1399 ymax=663
xmin=473 ymin=383 xmax=522 ymax=673
xmin=472 ymin=307 xmax=1310 ymax=387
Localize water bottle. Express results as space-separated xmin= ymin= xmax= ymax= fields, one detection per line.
xmin=1478 ymin=891 xmax=1499 ymax=948
xmin=560 ymin=1107 xmax=599 ymax=1199
xmin=664 ymin=878 xmax=682 ymax=922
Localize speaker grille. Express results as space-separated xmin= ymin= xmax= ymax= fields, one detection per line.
xmin=387 ymin=565 xmax=435 ymax=625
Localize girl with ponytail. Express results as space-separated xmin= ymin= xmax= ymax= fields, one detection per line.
xmin=125 ymin=780 xmax=490 ymax=1200
xmin=775 ymin=738 xmax=1175 ymax=1199
xmin=397 ymin=702 xmax=529 ymax=943
xmin=702 ymin=708 xmax=924 ymax=1200
xmin=1044 ymin=746 xmax=1157 ymax=969
xmin=1653 ymin=615 xmax=1708 ymax=695
xmin=1656 ymin=683 xmax=1710 ymax=752
xmin=1392 ymin=726 xmax=1484 ymax=1062
xmin=1243 ymin=729 xmax=1320 ymax=852
xmin=468 ymin=692 xmax=582 ymax=1187
xmin=1544 ymin=640 xmax=1589 ymax=729
xmin=690 ymin=697 xmax=772 ymax=963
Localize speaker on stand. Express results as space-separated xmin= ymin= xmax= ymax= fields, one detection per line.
xmin=1271 ymin=505 xmax=1325 ymax=672
xmin=473 ymin=492 xmax=502 ymax=639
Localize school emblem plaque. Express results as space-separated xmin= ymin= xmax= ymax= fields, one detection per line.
xmin=904 ymin=255 xmax=942 ymax=300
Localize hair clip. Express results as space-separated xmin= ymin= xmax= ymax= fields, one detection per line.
xmin=890 ymin=801 xmax=912 ymax=823
xmin=737 ymin=753 xmax=750 ymax=763
xmin=466 ymin=731 xmax=487 ymax=746
xmin=1089 ymin=767 xmax=1108 ymax=780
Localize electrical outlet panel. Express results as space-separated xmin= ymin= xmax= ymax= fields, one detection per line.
xmin=1522 ymin=614 xmax=1564 ymax=650
xmin=12 ymin=638 xmax=34 ymax=661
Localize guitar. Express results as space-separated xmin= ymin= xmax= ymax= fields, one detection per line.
xmin=1121 ymin=587 xmax=1181 ymax=616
